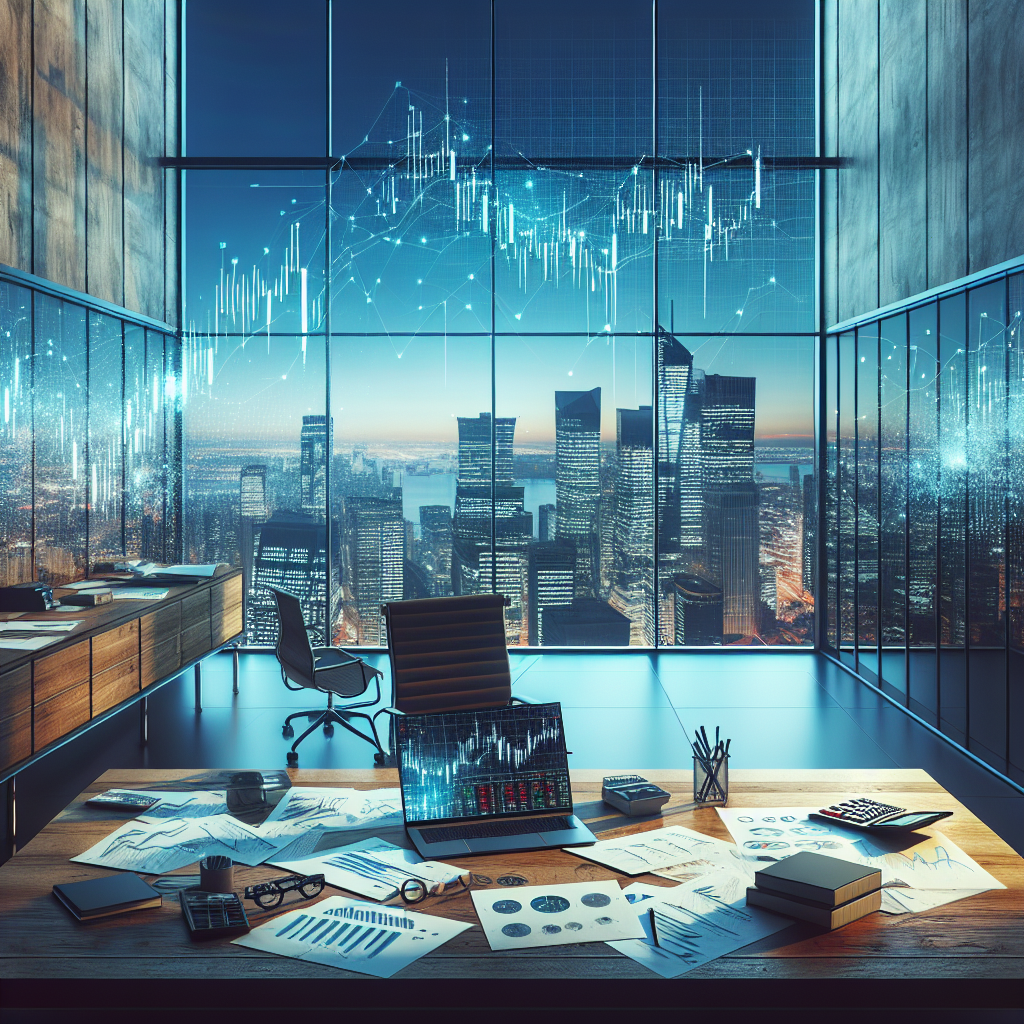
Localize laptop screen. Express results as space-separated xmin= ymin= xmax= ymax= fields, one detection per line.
xmin=396 ymin=702 xmax=572 ymax=825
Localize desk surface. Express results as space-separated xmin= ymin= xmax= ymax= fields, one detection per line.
xmin=0 ymin=768 xmax=1021 ymax=1007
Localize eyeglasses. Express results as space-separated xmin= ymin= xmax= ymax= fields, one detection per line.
xmin=244 ymin=873 xmax=326 ymax=909
xmin=399 ymin=872 xmax=491 ymax=904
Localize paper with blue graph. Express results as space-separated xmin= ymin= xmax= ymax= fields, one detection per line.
xmin=566 ymin=824 xmax=748 ymax=877
xmin=607 ymin=873 xmax=791 ymax=978
xmin=233 ymin=895 xmax=472 ymax=977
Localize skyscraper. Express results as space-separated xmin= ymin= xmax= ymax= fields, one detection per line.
xmin=555 ymin=388 xmax=601 ymax=598
xmin=527 ymin=541 xmax=576 ymax=645
xmin=248 ymin=512 xmax=328 ymax=645
xmin=802 ymin=472 xmax=816 ymax=596
xmin=300 ymin=415 xmax=331 ymax=517
xmin=419 ymin=505 xmax=453 ymax=597
xmin=611 ymin=406 xmax=653 ymax=644
xmin=239 ymin=464 xmax=267 ymax=631
xmin=672 ymin=573 xmax=724 ymax=645
xmin=701 ymin=374 xmax=759 ymax=638
xmin=538 ymin=503 xmax=556 ymax=542
xmin=345 ymin=494 xmax=404 ymax=644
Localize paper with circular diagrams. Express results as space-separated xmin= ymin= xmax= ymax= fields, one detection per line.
xmin=470 ymin=879 xmax=645 ymax=950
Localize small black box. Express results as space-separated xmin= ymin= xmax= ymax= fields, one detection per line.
xmin=0 ymin=583 xmax=57 ymax=612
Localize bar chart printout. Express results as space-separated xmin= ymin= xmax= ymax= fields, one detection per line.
xmin=233 ymin=896 xmax=472 ymax=978
xmin=397 ymin=702 xmax=572 ymax=823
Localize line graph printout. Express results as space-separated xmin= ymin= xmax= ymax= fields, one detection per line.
xmin=138 ymin=791 xmax=229 ymax=821
xmin=850 ymin=832 xmax=1004 ymax=891
xmin=233 ymin=895 xmax=471 ymax=978
xmin=567 ymin=825 xmax=747 ymax=877
xmin=262 ymin=788 xmax=403 ymax=829
xmin=607 ymin=873 xmax=791 ymax=978
xmin=397 ymin=702 xmax=571 ymax=823
xmin=72 ymin=814 xmax=283 ymax=874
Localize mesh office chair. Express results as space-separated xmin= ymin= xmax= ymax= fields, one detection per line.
xmin=374 ymin=594 xmax=529 ymax=763
xmin=269 ymin=586 xmax=385 ymax=766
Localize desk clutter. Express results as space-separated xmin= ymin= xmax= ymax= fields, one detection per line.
xmin=62 ymin=763 xmax=1006 ymax=978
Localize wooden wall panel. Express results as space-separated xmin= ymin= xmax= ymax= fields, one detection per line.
xmin=85 ymin=0 xmax=124 ymax=307
xmin=878 ymin=0 xmax=926 ymax=306
xmin=123 ymin=0 xmax=165 ymax=322
xmin=968 ymin=0 xmax=1024 ymax=275
xmin=926 ymin=0 xmax=967 ymax=290
xmin=32 ymin=0 xmax=87 ymax=292
xmin=0 ymin=0 xmax=33 ymax=270
xmin=836 ymin=0 xmax=879 ymax=323
xmin=822 ymin=0 xmax=839 ymax=328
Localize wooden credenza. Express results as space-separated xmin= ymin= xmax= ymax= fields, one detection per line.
xmin=0 ymin=569 xmax=243 ymax=775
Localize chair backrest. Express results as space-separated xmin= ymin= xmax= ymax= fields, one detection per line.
xmin=269 ymin=586 xmax=316 ymax=689
xmin=381 ymin=595 xmax=512 ymax=714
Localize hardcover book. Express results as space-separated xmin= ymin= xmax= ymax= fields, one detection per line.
xmin=53 ymin=873 xmax=162 ymax=922
xmin=753 ymin=851 xmax=881 ymax=906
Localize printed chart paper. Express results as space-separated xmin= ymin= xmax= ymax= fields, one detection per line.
xmin=138 ymin=791 xmax=229 ymax=820
xmin=880 ymin=887 xmax=986 ymax=914
xmin=233 ymin=895 xmax=471 ymax=978
xmin=849 ymin=831 xmax=1004 ymax=891
xmin=263 ymin=787 xmax=402 ymax=829
xmin=608 ymin=872 xmax=791 ymax=978
xmin=471 ymin=880 xmax=644 ymax=951
xmin=273 ymin=837 xmax=465 ymax=901
xmin=716 ymin=806 xmax=862 ymax=855
xmin=567 ymin=825 xmax=747 ymax=877
xmin=72 ymin=814 xmax=284 ymax=874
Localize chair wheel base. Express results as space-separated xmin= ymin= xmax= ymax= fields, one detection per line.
xmin=373 ymin=751 xmax=386 ymax=767
xmin=323 ymin=724 xmax=334 ymax=737
xmin=282 ymin=725 xmax=294 ymax=738
xmin=286 ymin=751 xmax=299 ymax=766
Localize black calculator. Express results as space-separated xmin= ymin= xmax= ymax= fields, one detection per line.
xmin=810 ymin=797 xmax=952 ymax=832
xmin=85 ymin=789 xmax=159 ymax=811
xmin=180 ymin=888 xmax=250 ymax=941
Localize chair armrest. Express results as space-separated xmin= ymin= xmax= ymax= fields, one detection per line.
xmin=305 ymin=624 xmax=327 ymax=645
xmin=509 ymin=696 xmax=534 ymax=705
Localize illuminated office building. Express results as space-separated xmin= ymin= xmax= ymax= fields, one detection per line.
xmin=419 ymin=505 xmax=453 ymax=597
xmin=527 ymin=541 xmax=576 ymax=646
xmin=300 ymin=415 xmax=331 ymax=518
xmin=672 ymin=573 xmax=724 ymax=646
xmin=555 ymin=389 xmax=601 ymax=599
xmin=345 ymin=495 xmax=404 ymax=645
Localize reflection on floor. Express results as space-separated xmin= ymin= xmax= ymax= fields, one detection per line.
xmin=6 ymin=650 xmax=1023 ymax=862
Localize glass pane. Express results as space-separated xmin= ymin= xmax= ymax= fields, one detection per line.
xmin=1008 ymin=273 xmax=1023 ymax=775
xmin=332 ymin=2 xmax=489 ymax=159
xmin=657 ymin=2 xmax=815 ymax=333
xmin=88 ymin=314 xmax=125 ymax=567
xmin=182 ymin=331 xmax=327 ymax=642
xmin=837 ymin=331 xmax=856 ymax=665
xmin=0 ymin=283 xmax=33 ymax=585
xmin=825 ymin=332 xmax=838 ymax=649
xmin=908 ymin=302 xmax=938 ymax=722
xmin=186 ymin=0 xmax=327 ymax=156
xmin=185 ymin=171 xmax=327 ymax=337
xmin=856 ymin=325 xmax=879 ymax=679
xmin=330 ymin=168 xmax=490 ymax=335
xmin=497 ymin=0 xmax=651 ymax=159
xmin=967 ymin=281 xmax=1007 ymax=766
xmin=332 ymin=337 xmax=491 ymax=646
xmin=878 ymin=314 xmax=907 ymax=699
xmin=126 ymin=326 xmax=164 ymax=561
xmin=938 ymin=292 xmax=967 ymax=744
xmin=498 ymin=334 xmax=652 ymax=646
xmin=33 ymin=296 xmax=88 ymax=585
xmin=165 ymin=333 xmax=183 ymax=562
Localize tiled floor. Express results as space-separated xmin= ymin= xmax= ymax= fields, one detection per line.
xmin=6 ymin=649 xmax=1023 ymax=862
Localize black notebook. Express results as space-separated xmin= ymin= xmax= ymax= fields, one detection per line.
xmin=53 ymin=873 xmax=162 ymax=922
xmin=753 ymin=851 xmax=881 ymax=906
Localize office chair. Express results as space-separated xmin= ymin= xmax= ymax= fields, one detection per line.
xmin=373 ymin=594 xmax=530 ymax=764
xmin=268 ymin=586 xmax=385 ymax=767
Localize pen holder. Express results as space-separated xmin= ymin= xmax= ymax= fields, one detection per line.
xmin=693 ymin=754 xmax=729 ymax=807
xmin=200 ymin=855 xmax=234 ymax=893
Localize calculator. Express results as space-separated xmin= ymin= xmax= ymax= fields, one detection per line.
xmin=602 ymin=775 xmax=672 ymax=817
xmin=810 ymin=797 xmax=952 ymax=832
xmin=180 ymin=888 xmax=250 ymax=941
xmin=85 ymin=789 xmax=159 ymax=811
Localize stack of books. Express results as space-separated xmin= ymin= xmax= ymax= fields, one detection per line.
xmin=746 ymin=851 xmax=882 ymax=930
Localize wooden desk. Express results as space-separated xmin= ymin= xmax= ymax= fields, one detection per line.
xmin=0 ymin=767 xmax=1020 ymax=1011
xmin=0 ymin=571 xmax=243 ymax=786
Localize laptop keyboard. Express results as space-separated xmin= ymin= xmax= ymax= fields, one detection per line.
xmin=419 ymin=816 xmax=574 ymax=844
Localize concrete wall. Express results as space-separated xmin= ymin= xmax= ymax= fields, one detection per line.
xmin=822 ymin=0 xmax=1024 ymax=326
xmin=0 ymin=0 xmax=179 ymax=326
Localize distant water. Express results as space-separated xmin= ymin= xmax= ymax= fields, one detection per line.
xmin=400 ymin=474 xmax=556 ymax=538
xmin=756 ymin=461 xmax=814 ymax=483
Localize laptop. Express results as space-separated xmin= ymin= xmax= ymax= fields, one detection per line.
xmin=395 ymin=701 xmax=597 ymax=858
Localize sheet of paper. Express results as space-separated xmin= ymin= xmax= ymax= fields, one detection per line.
xmin=0 ymin=619 xmax=81 ymax=632
xmin=607 ymin=872 xmax=791 ymax=978
xmin=567 ymin=824 xmax=747 ymax=877
xmin=716 ymin=806 xmax=862 ymax=855
xmin=71 ymin=813 xmax=284 ymax=874
xmin=155 ymin=564 xmax=221 ymax=577
xmin=64 ymin=580 xmax=112 ymax=590
xmin=272 ymin=836 xmax=465 ymax=901
xmin=137 ymin=790 xmax=229 ymax=820
xmin=111 ymin=588 xmax=169 ymax=601
xmin=471 ymin=880 xmax=644 ymax=951
xmin=233 ymin=895 xmax=471 ymax=978
xmin=263 ymin=787 xmax=402 ymax=829
xmin=846 ymin=831 xmax=1005 ymax=891
xmin=879 ymin=887 xmax=987 ymax=914
xmin=0 ymin=635 xmax=66 ymax=650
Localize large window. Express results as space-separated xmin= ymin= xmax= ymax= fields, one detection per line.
xmin=181 ymin=0 xmax=816 ymax=648
xmin=822 ymin=264 xmax=1024 ymax=782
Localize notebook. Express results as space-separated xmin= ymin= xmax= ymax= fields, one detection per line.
xmin=396 ymin=701 xmax=596 ymax=858
xmin=53 ymin=873 xmax=162 ymax=921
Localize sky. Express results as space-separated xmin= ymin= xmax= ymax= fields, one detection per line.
xmin=183 ymin=0 xmax=815 ymax=447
